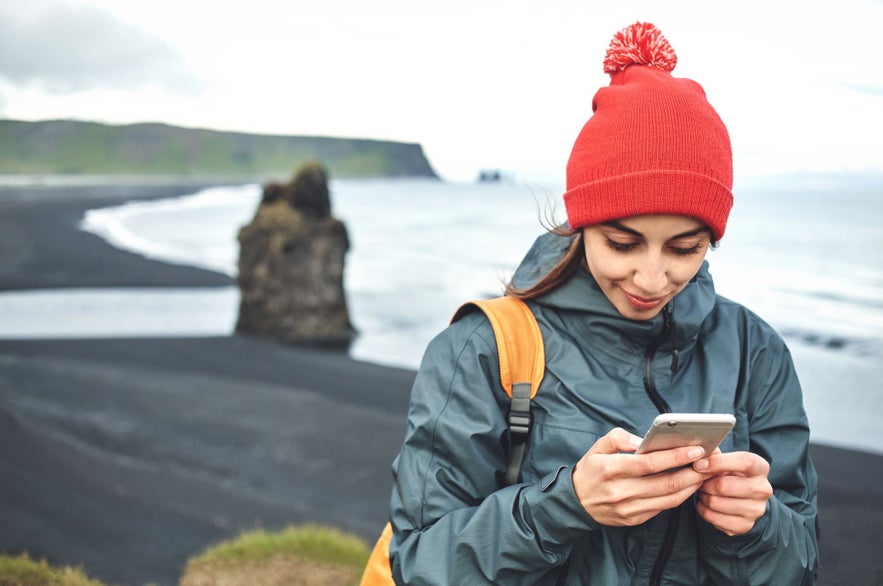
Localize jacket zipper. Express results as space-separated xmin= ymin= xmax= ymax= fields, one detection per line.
xmin=642 ymin=303 xmax=676 ymax=413
xmin=643 ymin=303 xmax=679 ymax=586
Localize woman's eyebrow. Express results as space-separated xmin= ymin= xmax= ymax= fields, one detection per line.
xmin=601 ymin=220 xmax=710 ymax=239
xmin=670 ymin=226 xmax=711 ymax=239
xmin=601 ymin=220 xmax=642 ymax=236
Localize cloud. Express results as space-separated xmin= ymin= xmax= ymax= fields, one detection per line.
xmin=843 ymin=82 xmax=883 ymax=97
xmin=0 ymin=2 xmax=202 ymax=94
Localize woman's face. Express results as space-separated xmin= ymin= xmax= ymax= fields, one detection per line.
xmin=582 ymin=215 xmax=711 ymax=320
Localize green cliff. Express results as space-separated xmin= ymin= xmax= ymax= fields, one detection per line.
xmin=0 ymin=119 xmax=438 ymax=179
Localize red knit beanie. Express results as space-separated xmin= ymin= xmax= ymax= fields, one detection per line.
xmin=563 ymin=22 xmax=733 ymax=241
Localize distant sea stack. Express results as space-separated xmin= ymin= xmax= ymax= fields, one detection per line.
xmin=235 ymin=161 xmax=356 ymax=347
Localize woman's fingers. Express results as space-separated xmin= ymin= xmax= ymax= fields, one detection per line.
xmin=574 ymin=428 xmax=713 ymax=527
xmin=694 ymin=451 xmax=774 ymax=536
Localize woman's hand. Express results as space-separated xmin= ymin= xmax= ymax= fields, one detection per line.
xmin=572 ymin=427 xmax=711 ymax=527
xmin=693 ymin=452 xmax=773 ymax=536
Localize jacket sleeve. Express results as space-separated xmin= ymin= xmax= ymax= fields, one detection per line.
xmin=697 ymin=323 xmax=820 ymax=585
xmin=388 ymin=313 xmax=598 ymax=585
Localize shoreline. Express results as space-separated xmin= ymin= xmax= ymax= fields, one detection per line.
xmin=0 ymin=180 xmax=239 ymax=291
xmin=0 ymin=182 xmax=881 ymax=585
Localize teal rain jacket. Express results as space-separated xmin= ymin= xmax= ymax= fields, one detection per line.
xmin=388 ymin=231 xmax=819 ymax=585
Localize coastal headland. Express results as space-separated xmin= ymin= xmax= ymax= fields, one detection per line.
xmin=0 ymin=181 xmax=880 ymax=585
xmin=0 ymin=119 xmax=439 ymax=180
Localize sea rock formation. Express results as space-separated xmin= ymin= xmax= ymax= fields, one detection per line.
xmin=235 ymin=161 xmax=355 ymax=346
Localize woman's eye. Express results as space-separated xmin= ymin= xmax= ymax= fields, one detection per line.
xmin=669 ymin=243 xmax=703 ymax=256
xmin=605 ymin=239 xmax=639 ymax=252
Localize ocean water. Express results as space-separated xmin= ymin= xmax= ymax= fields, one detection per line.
xmin=1 ymin=177 xmax=882 ymax=454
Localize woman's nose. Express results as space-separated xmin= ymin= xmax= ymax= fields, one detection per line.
xmin=632 ymin=256 xmax=668 ymax=294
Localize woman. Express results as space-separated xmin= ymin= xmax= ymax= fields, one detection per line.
xmin=387 ymin=22 xmax=819 ymax=585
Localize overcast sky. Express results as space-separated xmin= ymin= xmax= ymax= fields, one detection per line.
xmin=1 ymin=0 xmax=881 ymax=182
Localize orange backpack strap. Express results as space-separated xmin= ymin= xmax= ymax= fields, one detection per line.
xmin=359 ymin=296 xmax=545 ymax=586
xmin=452 ymin=295 xmax=545 ymax=484
xmin=453 ymin=296 xmax=545 ymax=399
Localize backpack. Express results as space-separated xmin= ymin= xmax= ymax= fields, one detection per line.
xmin=359 ymin=295 xmax=545 ymax=585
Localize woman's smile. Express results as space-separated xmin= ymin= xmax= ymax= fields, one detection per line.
xmin=621 ymin=289 xmax=669 ymax=312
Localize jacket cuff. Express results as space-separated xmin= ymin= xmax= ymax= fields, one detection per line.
xmin=520 ymin=465 xmax=602 ymax=542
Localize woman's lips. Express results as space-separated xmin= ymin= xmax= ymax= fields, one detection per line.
xmin=623 ymin=291 xmax=666 ymax=311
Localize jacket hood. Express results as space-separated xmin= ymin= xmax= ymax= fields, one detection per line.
xmin=510 ymin=230 xmax=717 ymax=352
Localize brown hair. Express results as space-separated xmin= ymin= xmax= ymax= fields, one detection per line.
xmin=505 ymin=225 xmax=585 ymax=300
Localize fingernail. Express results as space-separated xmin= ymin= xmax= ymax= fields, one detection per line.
xmin=688 ymin=447 xmax=705 ymax=459
xmin=694 ymin=459 xmax=710 ymax=471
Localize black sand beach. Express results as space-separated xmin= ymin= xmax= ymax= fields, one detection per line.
xmin=0 ymin=182 xmax=881 ymax=585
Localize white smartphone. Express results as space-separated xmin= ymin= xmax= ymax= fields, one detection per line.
xmin=635 ymin=413 xmax=736 ymax=455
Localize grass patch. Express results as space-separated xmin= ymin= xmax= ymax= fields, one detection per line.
xmin=0 ymin=553 xmax=107 ymax=586
xmin=180 ymin=524 xmax=370 ymax=586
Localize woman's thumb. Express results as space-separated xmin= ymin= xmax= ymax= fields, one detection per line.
xmin=589 ymin=427 xmax=642 ymax=455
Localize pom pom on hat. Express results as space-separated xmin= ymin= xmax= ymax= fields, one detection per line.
xmin=603 ymin=22 xmax=677 ymax=74
xmin=563 ymin=22 xmax=734 ymax=241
